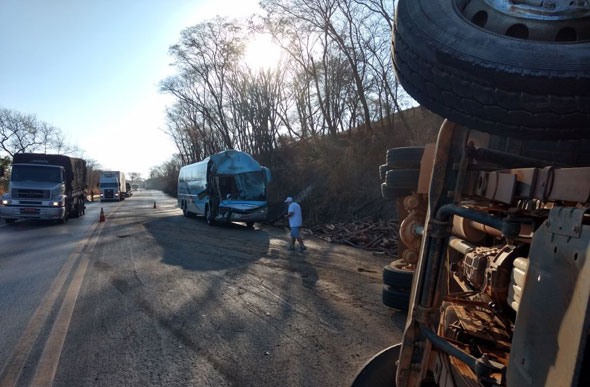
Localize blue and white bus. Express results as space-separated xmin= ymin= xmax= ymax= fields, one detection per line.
xmin=177 ymin=150 xmax=271 ymax=226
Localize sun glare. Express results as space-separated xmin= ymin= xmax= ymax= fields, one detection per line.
xmin=243 ymin=35 xmax=283 ymax=71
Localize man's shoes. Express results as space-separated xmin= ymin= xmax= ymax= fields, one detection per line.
xmin=288 ymin=245 xmax=296 ymax=251
xmin=299 ymin=245 xmax=307 ymax=252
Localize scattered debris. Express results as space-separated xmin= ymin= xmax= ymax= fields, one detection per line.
xmin=309 ymin=217 xmax=398 ymax=254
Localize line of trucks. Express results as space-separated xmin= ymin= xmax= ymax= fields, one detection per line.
xmin=0 ymin=153 xmax=130 ymax=224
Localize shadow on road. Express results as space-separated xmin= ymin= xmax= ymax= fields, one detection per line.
xmin=144 ymin=214 xmax=270 ymax=271
xmin=55 ymin=192 xmax=400 ymax=387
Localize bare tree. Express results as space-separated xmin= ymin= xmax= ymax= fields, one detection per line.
xmin=0 ymin=107 xmax=78 ymax=157
xmin=163 ymin=17 xmax=247 ymax=149
xmin=128 ymin=172 xmax=141 ymax=182
xmin=159 ymin=2 xmax=411 ymax=172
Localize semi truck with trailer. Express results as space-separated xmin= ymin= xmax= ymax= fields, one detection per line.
xmin=177 ymin=150 xmax=271 ymax=227
xmin=0 ymin=153 xmax=87 ymax=224
xmin=99 ymin=171 xmax=126 ymax=201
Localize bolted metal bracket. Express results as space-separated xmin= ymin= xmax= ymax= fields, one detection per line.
xmin=548 ymin=206 xmax=588 ymax=238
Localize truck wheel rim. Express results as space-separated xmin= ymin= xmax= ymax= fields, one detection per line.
xmin=457 ymin=0 xmax=590 ymax=42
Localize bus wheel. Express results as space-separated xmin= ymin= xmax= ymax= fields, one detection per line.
xmin=5 ymin=218 xmax=16 ymax=224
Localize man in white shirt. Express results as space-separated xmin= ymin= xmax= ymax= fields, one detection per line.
xmin=284 ymin=197 xmax=306 ymax=251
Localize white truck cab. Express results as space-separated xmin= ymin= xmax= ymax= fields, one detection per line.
xmin=99 ymin=171 xmax=125 ymax=202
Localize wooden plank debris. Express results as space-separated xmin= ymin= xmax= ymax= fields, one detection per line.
xmin=307 ymin=217 xmax=398 ymax=254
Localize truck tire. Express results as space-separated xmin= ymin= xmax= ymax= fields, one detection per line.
xmin=71 ymin=198 xmax=83 ymax=218
xmin=378 ymin=164 xmax=391 ymax=181
xmin=384 ymin=169 xmax=420 ymax=196
xmin=386 ymin=147 xmax=424 ymax=169
xmin=382 ymin=285 xmax=410 ymax=311
xmin=4 ymin=218 xmax=16 ymax=224
xmin=393 ymin=0 xmax=590 ymax=139
xmin=381 ymin=183 xmax=412 ymax=200
xmin=383 ymin=262 xmax=414 ymax=290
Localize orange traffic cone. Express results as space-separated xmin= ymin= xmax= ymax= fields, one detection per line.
xmin=153 ymin=201 xmax=157 ymax=209
xmin=99 ymin=208 xmax=105 ymax=222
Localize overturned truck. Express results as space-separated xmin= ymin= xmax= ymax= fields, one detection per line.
xmin=177 ymin=150 xmax=271 ymax=227
xmin=354 ymin=0 xmax=590 ymax=386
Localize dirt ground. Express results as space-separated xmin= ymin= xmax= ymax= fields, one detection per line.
xmin=53 ymin=190 xmax=406 ymax=386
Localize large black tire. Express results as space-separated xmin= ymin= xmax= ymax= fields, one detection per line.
xmin=385 ymin=169 xmax=419 ymax=192
xmin=393 ymin=0 xmax=590 ymax=139
xmin=4 ymin=218 xmax=16 ymax=224
xmin=386 ymin=147 xmax=424 ymax=169
xmin=378 ymin=164 xmax=391 ymax=181
xmin=382 ymin=285 xmax=410 ymax=311
xmin=383 ymin=262 xmax=414 ymax=290
xmin=70 ymin=198 xmax=82 ymax=218
xmin=381 ymin=183 xmax=411 ymax=200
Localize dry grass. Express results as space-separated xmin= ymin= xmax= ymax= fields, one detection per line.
xmin=264 ymin=106 xmax=442 ymax=225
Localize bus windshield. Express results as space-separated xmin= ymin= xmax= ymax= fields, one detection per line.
xmin=11 ymin=165 xmax=63 ymax=183
xmin=219 ymin=171 xmax=266 ymax=201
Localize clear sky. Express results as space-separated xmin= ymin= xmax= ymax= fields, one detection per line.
xmin=0 ymin=0 xmax=261 ymax=178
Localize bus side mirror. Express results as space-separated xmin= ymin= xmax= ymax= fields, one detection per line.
xmin=263 ymin=167 xmax=271 ymax=183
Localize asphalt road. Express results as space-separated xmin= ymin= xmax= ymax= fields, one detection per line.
xmin=0 ymin=191 xmax=405 ymax=387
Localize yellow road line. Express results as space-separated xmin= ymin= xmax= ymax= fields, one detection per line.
xmin=0 ymin=204 xmax=120 ymax=387
xmin=30 ymin=222 xmax=103 ymax=387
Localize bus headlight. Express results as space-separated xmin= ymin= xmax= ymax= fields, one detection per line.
xmin=1 ymin=199 xmax=11 ymax=205
xmin=52 ymin=201 xmax=63 ymax=207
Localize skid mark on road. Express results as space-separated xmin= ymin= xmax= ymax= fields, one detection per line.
xmin=0 ymin=204 xmax=120 ymax=387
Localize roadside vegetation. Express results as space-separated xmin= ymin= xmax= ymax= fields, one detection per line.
xmin=150 ymin=1 xmax=440 ymax=225
xmin=0 ymin=107 xmax=103 ymax=197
